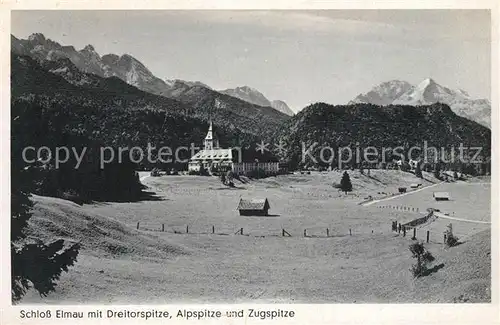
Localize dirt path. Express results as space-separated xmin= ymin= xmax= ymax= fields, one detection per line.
xmin=434 ymin=212 xmax=491 ymax=224
xmin=363 ymin=182 xmax=443 ymax=206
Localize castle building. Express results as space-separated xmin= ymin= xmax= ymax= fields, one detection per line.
xmin=188 ymin=121 xmax=279 ymax=175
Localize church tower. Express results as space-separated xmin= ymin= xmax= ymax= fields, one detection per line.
xmin=204 ymin=120 xmax=219 ymax=150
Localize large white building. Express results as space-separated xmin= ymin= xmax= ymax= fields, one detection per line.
xmin=188 ymin=121 xmax=279 ymax=175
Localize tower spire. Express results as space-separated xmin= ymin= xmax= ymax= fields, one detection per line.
xmin=203 ymin=97 xmax=220 ymax=150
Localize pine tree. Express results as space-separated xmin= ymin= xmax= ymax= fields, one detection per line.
xmin=434 ymin=162 xmax=441 ymax=180
xmin=415 ymin=161 xmax=423 ymax=178
xmin=220 ymin=172 xmax=226 ymax=185
xmin=340 ymin=171 xmax=353 ymax=194
xmin=11 ymin=109 xmax=80 ymax=303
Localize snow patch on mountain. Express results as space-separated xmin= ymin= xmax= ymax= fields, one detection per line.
xmin=351 ymin=78 xmax=490 ymax=128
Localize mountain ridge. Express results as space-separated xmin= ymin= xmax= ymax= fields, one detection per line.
xmin=11 ymin=33 xmax=293 ymax=120
xmin=274 ymin=101 xmax=491 ymax=169
xmin=220 ymin=86 xmax=294 ymax=116
xmin=11 ymin=34 xmax=288 ymax=136
xmin=350 ymin=79 xmax=491 ymax=128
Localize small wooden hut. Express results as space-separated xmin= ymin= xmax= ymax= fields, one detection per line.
xmin=237 ymin=198 xmax=270 ymax=216
xmin=433 ymin=192 xmax=450 ymax=201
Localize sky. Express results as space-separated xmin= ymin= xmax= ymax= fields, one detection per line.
xmin=11 ymin=10 xmax=491 ymax=112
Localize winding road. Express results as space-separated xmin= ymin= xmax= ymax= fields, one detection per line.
xmin=362 ymin=182 xmax=443 ymax=207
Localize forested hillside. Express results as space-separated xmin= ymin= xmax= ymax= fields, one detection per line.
xmin=274 ymin=102 xmax=491 ymax=170
xmin=11 ymin=53 xmax=264 ymax=202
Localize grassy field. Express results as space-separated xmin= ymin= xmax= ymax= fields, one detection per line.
xmin=21 ymin=170 xmax=491 ymax=303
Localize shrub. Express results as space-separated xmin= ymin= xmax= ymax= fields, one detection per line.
xmin=445 ymin=223 xmax=459 ymax=247
xmin=409 ymin=241 xmax=435 ymax=278
xmin=446 ymin=232 xmax=459 ymax=247
xmin=199 ymin=164 xmax=209 ymax=176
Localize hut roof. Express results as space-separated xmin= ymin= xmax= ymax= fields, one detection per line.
xmin=433 ymin=192 xmax=450 ymax=199
xmin=237 ymin=198 xmax=270 ymax=210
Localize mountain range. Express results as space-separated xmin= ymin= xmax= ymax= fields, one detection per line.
xmin=220 ymin=86 xmax=294 ymax=116
xmin=10 ymin=33 xmax=491 ymax=172
xmin=349 ymin=79 xmax=491 ymax=128
xmin=11 ymin=33 xmax=293 ymax=116
xmin=275 ymin=102 xmax=491 ymax=169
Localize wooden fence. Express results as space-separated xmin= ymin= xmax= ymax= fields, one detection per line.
xmin=133 ymin=208 xmax=456 ymax=245
xmin=377 ymin=205 xmax=420 ymax=213
xmin=134 ymin=222 xmax=365 ymax=239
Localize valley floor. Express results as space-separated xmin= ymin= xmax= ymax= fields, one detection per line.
xmin=21 ymin=170 xmax=491 ymax=303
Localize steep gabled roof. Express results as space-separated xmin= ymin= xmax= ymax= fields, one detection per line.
xmin=237 ymin=198 xmax=270 ymax=210
xmin=433 ymin=192 xmax=450 ymax=199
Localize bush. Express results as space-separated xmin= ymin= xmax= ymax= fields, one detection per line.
xmin=446 ymin=233 xmax=459 ymax=247
xmin=409 ymin=241 xmax=435 ymax=278
xmin=445 ymin=223 xmax=459 ymax=247
xmin=199 ymin=164 xmax=209 ymax=176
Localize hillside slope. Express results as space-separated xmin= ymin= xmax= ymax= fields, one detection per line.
xmin=11 ymin=34 xmax=291 ymax=134
xmin=21 ymin=192 xmax=490 ymax=304
xmin=27 ymin=195 xmax=188 ymax=259
xmin=275 ymin=102 xmax=491 ymax=169
xmin=11 ymin=54 xmax=275 ymax=149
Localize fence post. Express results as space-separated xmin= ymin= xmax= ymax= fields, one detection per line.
xmin=426 ymin=231 xmax=430 ymax=243
xmin=162 ymin=223 xmax=164 ymax=232
xmin=136 ymin=222 xmax=140 ymax=230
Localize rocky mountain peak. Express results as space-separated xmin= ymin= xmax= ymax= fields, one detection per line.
xmin=28 ymin=33 xmax=46 ymax=44
xmin=82 ymin=44 xmax=95 ymax=52
xmin=352 ymin=78 xmax=491 ymax=128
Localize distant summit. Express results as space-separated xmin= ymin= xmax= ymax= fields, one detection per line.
xmin=349 ymin=80 xmax=413 ymax=106
xmin=220 ymin=86 xmax=294 ymax=116
xmin=220 ymin=86 xmax=272 ymax=107
xmin=350 ymin=78 xmax=491 ymax=128
xmin=11 ymin=33 xmax=293 ymax=118
xmin=11 ymin=33 xmax=170 ymax=96
xmin=270 ymin=100 xmax=294 ymax=116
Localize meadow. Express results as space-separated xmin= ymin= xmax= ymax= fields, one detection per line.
xmin=21 ymin=170 xmax=491 ymax=303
